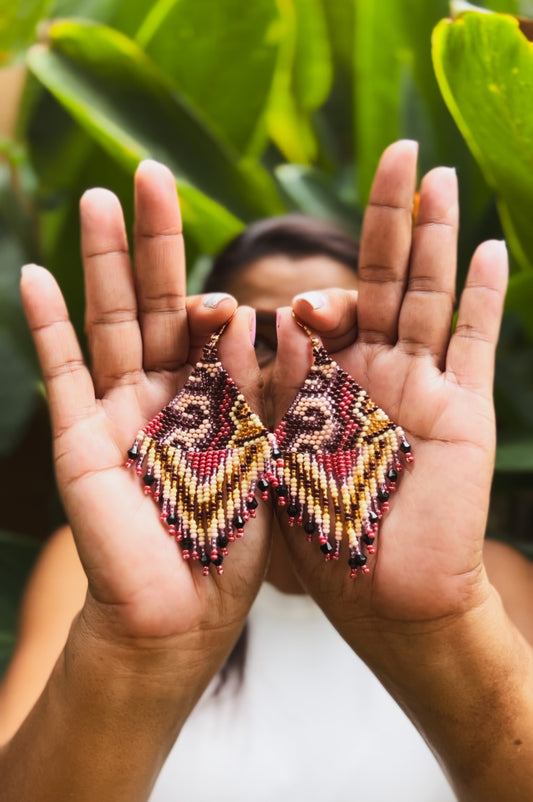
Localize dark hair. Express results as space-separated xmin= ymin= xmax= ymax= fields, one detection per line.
xmin=210 ymin=214 xmax=359 ymax=695
xmin=203 ymin=214 xmax=359 ymax=293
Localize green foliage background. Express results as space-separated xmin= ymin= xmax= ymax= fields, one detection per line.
xmin=1 ymin=0 xmax=533 ymax=670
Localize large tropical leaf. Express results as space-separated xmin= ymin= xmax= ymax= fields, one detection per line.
xmin=0 ymin=0 xmax=52 ymax=61
xmin=267 ymin=0 xmax=332 ymax=164
xmin=275 ymin=163 xmax=361 ymax=234
xmin=354 ymin=0 xmax=500 ymax=202
xmin=27 ymin=20 xmax=284 ymax=250
xmin=137 ymin=0 xmax=282 ymax=157
xmin=432 ymin=8 xmax=533 ymax=272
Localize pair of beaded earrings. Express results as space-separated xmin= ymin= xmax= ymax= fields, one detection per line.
xmin=126 ymin=325 xmax=413 ymax=577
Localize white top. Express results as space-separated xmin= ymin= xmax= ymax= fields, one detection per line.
xmin=151 ymin=583 xmax=456 ymax=802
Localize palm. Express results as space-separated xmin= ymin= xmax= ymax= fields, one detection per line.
xmin=273 ymin=141 xmax=507 ymax=632
xmin=21 ymin=161 xmax=270 ymax=647
xmin=339 ymin=343 xmax=494 ymax=618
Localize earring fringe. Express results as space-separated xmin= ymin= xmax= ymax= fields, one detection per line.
xmin=271 ymin=334 xmax=413 ymax=576
xmin=126 ymin=326 xmax=413 ymax=578
xmin=126 ymin=325 xmax=271 ymax=575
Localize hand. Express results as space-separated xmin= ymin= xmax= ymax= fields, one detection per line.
xmin=20 ymin=161 xmax=269 ymax=678
xmin=273 ymin=140 xmax=508 ymax=638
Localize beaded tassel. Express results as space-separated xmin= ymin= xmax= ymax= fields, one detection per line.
xmin=126 ymin=326 xmax=271 ymax=575
xmin=271 ymin=333 xmax=413 ymax=577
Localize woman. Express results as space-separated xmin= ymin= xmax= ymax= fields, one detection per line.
xmin=1 ymin=141 xmax=533 ymax=801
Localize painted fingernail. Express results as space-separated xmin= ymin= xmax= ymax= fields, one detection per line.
xmin=249 ymin=310 xmax=256 ymax=346
xmin=202 ymin=292 xmax=232 ymax=309
xmin=294 ymin=291 xmax=327 ymax=310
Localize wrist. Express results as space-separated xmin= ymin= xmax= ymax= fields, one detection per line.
xmin=350 ymin=588 xmax=533 ymax=801
xmin=73 ymin=597 xmax=229 ymax=721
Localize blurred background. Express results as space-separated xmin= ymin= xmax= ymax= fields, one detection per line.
xmin=1 ymin=0 xmax=533 ymax=671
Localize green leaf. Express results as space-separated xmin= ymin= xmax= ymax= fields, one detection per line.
xmin=27 ymin=21 xmax=283 ymax=246
xmin=506 ymin=271 xmax=533 ymax=339
xmin=0 ymin=170 xmax=40 ymax=455
xmin=291 ymin=0 xmax=332 ymax=112
xmin=275 ymin=163 xmax=361 ymax=234
xmin=267 ymin=0 xmax=332 ymax=164
xmin=0 ymin=530 xmax=40 ymax=675
xmin=432 ymin=11 xmax=533 ymax=272
xmin=354 ymin=1 xmax=486 ymax=198
xmin=137 ymin=0 xmax=282 ymax=156
xmin=321 ymin=0 xmax=355 ymax=71
xmin=0 ymin=0 xmax=53 ymax=59
xmin=496 ymin=438 xmax=533 ymax=471
xmin=354 ymin=0 xmax=410 ymax=202
xmin=49 ymin=0 xmax=122 ymax=20
xmin=0 ymin=330 xmax=38 ymax=456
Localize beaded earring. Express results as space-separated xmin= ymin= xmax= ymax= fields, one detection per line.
xmin=270 ymin=324 xmax=413 ymax=576
xmin=127 ymin=324 xmax=413 ymax=578
xmin=126 ymin=324 xmax=271 ymax=575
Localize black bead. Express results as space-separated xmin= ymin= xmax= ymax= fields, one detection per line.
xmin=304 ymin=521 xmax=316 ymax=535
xmin=181 ymin=537 xmax=193 ymax=551
xmin=127 ymin=445 xmax=139 ymax=460
xmin=400 ymin=440 xmax=411 ymax=454
xmin=348 ymin=552 xmax=367 ymax=568
xmin=277 ymin=484 xmax=289 ymax=498
xmin=378 ymin=489 xmax=389 ymax=502
xmin=320 ymin=541 xmax=334 ymax=556
xmin=387 ymin=468 xmax=398 ymax=482
xmin=362 ymin=532 xmax=375 ymax=546
xmin=143 ymin=473 xmax=155 ymax=485
xmin=233 ymin=515 xmax=245 ymax=529
xmin=217 ymin=534 xmax=229 ymax=549
xmin=167 ymin=513 xmax=178 ymax=526
xmin=368 ymin=510 xmax=379 ymax=525
xmin=246 ymin=497 xmax=259 ymax=510
xmin=200 ymin=553 xmax=210 ymax=567
xmin=258 ymin=478 xmax=269 ymax=492
xmin=272 ymin=449 xmax=282 ymax=461
xmin=212 ymin=554 xmax=224 ymax=567
xmin=287 ymin=503 xmax=299 ymax=517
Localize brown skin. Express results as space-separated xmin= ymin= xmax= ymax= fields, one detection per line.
xmin=1 ymin=143 xmax=533 ymax=802
xmin=272 ymin=144 xmax=533 ymax=799
xmin=226 ymin=255 xmax=359 ymax=594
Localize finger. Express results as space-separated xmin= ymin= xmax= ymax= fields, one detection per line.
xmin=134 ymin=160 xmax=187 ymax=373
xmin=272 ymin=306 xmax=310 ymax=421
xmin=81 ymin=188 xmax=143 ymax=397
xmin=216 ymin=305 xmax=265 ymax=417
xmin=357 ymin=140 xmax=418 ymax=345
xmin=446 ymin=240 xmax=508 ymax=393
xmin=292 ymin=288 xmax=358 ymax=354
xmin=185 ymin=292 xmax=238 ymax=364
xmin=20 ymin=265 xmax=96 ymax=436
xmin=397 ymin=166 xmax=458 ymax=368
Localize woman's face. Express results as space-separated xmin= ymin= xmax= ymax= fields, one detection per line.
xmin=224 ymin=253 xmax=358 ymax=424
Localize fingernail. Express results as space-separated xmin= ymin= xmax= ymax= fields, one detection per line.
xmin=249 ymin=310 xmax=256 ymax=346
xmin=202 ymin=292 xmax=232 ymax=309
xmin=294 ymin=291 xmax=327 ymax=310
xmin=138 ymin=158 xmax=165 ymax=170
xmin=21 ymin=263 xmax=39 ymax=276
